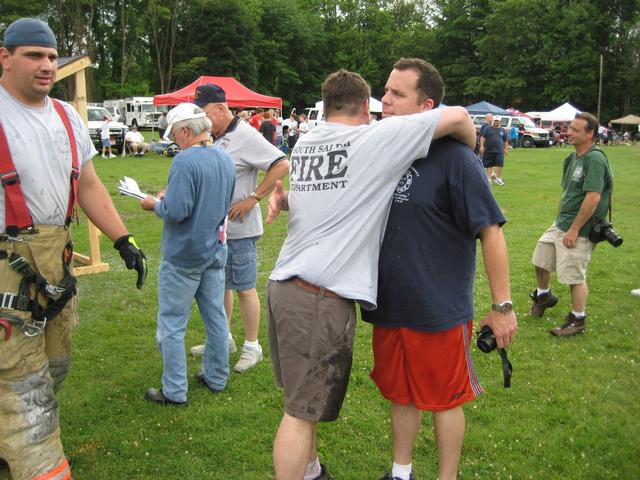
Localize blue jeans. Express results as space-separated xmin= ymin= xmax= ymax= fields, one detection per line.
xmin=156 ymin=255 xmax=228 ymax=402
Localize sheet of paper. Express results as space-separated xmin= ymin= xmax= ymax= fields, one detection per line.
xmin=117 ymin=176 xmax=156 ymax=201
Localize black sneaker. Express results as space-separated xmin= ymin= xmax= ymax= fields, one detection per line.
xmin=145 ymin=388 xmax=188 ymax=406
xmin=195 ymin=372 xmax=224 ymax=394
xmin=379 ymin=473 xmax=416 ymax=480
xmin=529 ymin=289 xmax=558 ymax=317
xmin=550 ymin=313 xmax=585 ymax=337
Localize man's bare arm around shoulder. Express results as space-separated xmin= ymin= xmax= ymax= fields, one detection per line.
xmin=434 ymin=106 xmax=476 ymax=149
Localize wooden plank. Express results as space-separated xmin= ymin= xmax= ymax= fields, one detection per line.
xmin=72 ymin=221 xmax=110 ymax=276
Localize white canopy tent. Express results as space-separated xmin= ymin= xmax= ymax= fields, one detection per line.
xmin=540 ymin=103 xmax=581 ymax=122
xmin=314 ymin=96 xmax=383 ymax=113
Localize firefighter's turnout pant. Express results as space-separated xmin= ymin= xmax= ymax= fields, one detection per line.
xmin=0 ymin=226 xmax=77 ymax=480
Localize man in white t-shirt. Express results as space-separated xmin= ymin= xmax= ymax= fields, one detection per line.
xmin=265 ymin=69 xmax=476 ymax=480
xmin=124 ymin=126 xmax=149 ymax=156
xmin=0 ymin=17 xmax=147 ymax=479
xmin=190 ymin=84 xmax=289 ymax=374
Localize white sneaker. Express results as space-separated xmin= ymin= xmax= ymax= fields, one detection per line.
xmin=233 ymin=347 xmax=263 ymax=373
xmin=631 ymin=288 xmax=640 ymax=297
xmin=494 ymin=177 xmax=505 ymax=186
xmin=491 ymin=173 xmax=497 ymax=178
xmin=190 ymin=337 xmax=237 ymax=357
xmin=101 ymin=154 xmax=106 ymax=158
xmin=109 ymin=153 xmax=116 ymax=158
xmin=190 ymin=344 xmax=205 ymax=357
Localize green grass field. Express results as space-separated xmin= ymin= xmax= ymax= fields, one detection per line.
xmin=3 ymin=144 xmax=638 ymax=480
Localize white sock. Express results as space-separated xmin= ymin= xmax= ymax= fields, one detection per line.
xmin=304 ymin=457 xmax=321 ymax=480
xmin=537 ymin=287 xmax=550 ymax=295
xmin=572 ymin=310 xmax=585 ymax=319
xmin=228 ymin=332 xmax=234 ymax=341
xmin=243 ymin=340 xmax=261 ymax=352
xmin=391 ymin=462 xmax=412 ymax=480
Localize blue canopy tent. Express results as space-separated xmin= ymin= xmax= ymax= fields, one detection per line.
xmin=465 ymin=101 xmax=511 ymax=116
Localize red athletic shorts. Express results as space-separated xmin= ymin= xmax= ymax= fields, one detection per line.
xmin=370 ymin=322 xmax=483 ymax=411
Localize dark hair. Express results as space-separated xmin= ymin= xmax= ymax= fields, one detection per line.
xmin=393 ymin=58 xmax=444 ymax=106
xmin=574 ymin=112 xmax=599 ymax=138
xmin=321 ymin=69 xmax=371 ymax=117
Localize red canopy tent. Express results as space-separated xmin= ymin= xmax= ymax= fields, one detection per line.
xmin=153 ymin=76 xmax=282 ymax=110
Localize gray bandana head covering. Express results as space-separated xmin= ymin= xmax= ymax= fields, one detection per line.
xmin=3 ymin=18 xmax=57 ymax=49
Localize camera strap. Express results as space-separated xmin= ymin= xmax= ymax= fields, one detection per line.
xmin=498 ymin=348 xmax=512 ymax=388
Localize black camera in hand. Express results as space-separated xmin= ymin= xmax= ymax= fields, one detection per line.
xmin=477 ymin=325 xmax=497 ymax=353
xmin=589 ymin=221 xmax=623 ymax=247
xmin=477 ymin=325 xmax=512 ymax=388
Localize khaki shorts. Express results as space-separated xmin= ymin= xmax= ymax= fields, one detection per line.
xmin=267 ymin=279 xmax=356 ymax=422
xmin=532 ymin=224 xmax=595 ymax=284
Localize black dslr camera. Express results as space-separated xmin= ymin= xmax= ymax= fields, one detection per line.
xmin=477 ymin=326 xmax=512 ymax=388
xmin=589 ymin=220 xmax=623 ymax=247
xmin=477 ymin=325 xmax=497 ymax=353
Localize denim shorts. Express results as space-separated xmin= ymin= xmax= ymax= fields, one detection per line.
xmin=101 ymin=138 xmax=110 ymax=147
xmin=224 ymin=236 xmax=260 ymax=291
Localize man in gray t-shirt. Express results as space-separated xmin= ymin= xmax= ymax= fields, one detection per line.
xmin=191 ymin=84 xmax=289 ymax=374
xmin=265 ymin=69 xmax=477 ymax=480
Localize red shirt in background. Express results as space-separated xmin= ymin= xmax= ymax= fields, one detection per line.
xmin=250 ymin=114 xmax=262 ymax=130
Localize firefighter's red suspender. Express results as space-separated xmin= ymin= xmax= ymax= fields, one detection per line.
xmin=0 ymin=99 xmax=79 ymax=236
xmin=52 ymin=99 xmax=80 ymax=227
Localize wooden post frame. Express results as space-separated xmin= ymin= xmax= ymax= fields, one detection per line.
xmin=56 ymin=55 xmax=110 ymax=276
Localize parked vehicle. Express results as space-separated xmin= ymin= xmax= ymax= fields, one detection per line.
xmin=471 ymin=114 xmax=552 ymax=148
xmin=102 ymin=99 xmax=125 ymax=123
xmin=87 ymin=105 xmax=128 ymax=153
xmin=103 ymin=97 xmax=168 ymax=129
xmin=304 ymin=108 xmax=321 ymax=129
xmin=304 ymin=97 xmax=383 ymax=129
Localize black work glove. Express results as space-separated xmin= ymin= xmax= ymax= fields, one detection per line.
xmin=114 ymin=235 xmax=148 ymax=289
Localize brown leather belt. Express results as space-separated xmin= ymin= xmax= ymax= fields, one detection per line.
xmin=289 ymin=276 xmax=342 ymax=299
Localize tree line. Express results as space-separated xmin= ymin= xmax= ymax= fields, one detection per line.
xmin=2 ymin=0 xmax=639 ymax=121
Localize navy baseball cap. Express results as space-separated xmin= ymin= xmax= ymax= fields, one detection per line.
xmin=194 ymin=84 xmax=226 ymax=107
xmin=3 ymin=18 xmax=57 ymax=49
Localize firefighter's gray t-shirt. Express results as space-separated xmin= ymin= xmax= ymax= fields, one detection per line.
xmin=213 ymin=118 xmax=285 ymax=240
xmin=270 ymin=109 xmax=441 ymax=309
xmin=0 ymin=85 xmax=96 ymax=231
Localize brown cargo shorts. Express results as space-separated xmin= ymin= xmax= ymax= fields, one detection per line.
xmin=267 ymin=279 xmax=356 ymax=422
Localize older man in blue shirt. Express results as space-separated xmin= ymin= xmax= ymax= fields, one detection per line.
xmin=141 ymin=103 xmax=235 ymax=405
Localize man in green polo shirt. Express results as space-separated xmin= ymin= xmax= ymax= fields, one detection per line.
xmin=529 ymin=112 xmax=613 ymax=336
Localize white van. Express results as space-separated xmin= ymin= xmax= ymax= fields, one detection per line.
xmin=305 ymin=97 xmax=383 ymax=129
xmin=472 ymin=114 xmax=552 ymax=148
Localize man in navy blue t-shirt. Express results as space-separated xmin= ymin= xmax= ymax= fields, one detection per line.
xmin=362 ymin=58 xmax=517 ymax=480
xmin=480 ymin=117 xmax=509 ymax=185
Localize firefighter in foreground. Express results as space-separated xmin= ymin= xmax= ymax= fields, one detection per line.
xmin=0 ymin=18 xmax=147 ymax=479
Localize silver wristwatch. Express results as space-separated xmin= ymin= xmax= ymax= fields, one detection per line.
xmin=491 ymin=301 xmax=513 ymax=314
